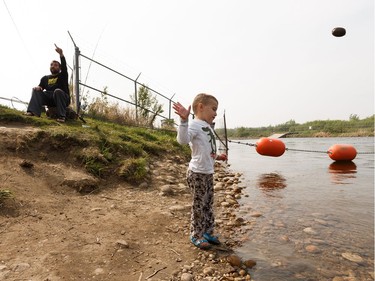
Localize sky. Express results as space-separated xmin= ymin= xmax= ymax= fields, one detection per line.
xmin=0 ymin=0 xmax=373 ymax=128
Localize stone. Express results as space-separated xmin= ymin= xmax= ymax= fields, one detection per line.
xmin=250 ymin=212 xmax=262 ymax=217
xmin=303 ymin=227 xmax=318 ymax=235
xmin=227 ymin=255 xmax=242 ymax=267
xmin=203 ymin=266 xmax=214 ymax=276
xmin=221 ymin=202 xmax=231 ymax=207
xmin=214 ymin=183 xmax=225 ymax=191
xmin=181 ymin=272 xmax=194 ymax=281
xmin=159 ymin=185 xmax=174 ymax=195
xmin=115 ymin=240 xmax=129 ymax=248
xmin=94 ymin=268 xmax=104 ymax=275
xmin=280 ymin=235 xmax=290 ymax=242
xmin=243 ymin=259 xmax=256 ymax=268
xmin=138 ymin=182 xmax=148 ymax=188
xmin=226 ymin=198 xmax=238 ymax=205
xmin=341 ymin=252 xmax=363 ymax=263
xmin=169 ymin=205 xmax=190 ymax=212
xmin=305 ymin=245 xmax=320 ymax=253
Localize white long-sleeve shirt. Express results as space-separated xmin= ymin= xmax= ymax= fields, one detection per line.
xmin=177 ymin=119 xmax=217 ymax=174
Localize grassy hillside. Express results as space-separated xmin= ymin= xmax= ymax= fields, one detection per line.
xmin=0 ymin=105 xmax=190 ymax=184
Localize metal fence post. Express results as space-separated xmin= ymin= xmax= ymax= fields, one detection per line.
xmin=68 ymin=31 xmax=81 ymax=114
xmin=74 ymin=46 xmax=80 ymax=113
xmin=169 ymin=93 xmax=175 ymax=120
xmin=134 ymin=72 xmax=142 ymax=122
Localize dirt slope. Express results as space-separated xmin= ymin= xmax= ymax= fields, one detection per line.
xmin=0 ymin=124 xmax=250 ymax=281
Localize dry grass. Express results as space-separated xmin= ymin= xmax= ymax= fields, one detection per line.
xmin=86 ymin=98 xmax=139 ymax=126
xmin=84 ymin=92 xmax=172 ymax=129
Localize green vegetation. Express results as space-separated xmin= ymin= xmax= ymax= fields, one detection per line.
xmin=217 ymin=115 xmax=374 ymax=139
xmin=130 ymin=84 xmax=164 ymax=128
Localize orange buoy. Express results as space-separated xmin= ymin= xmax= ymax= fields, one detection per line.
xmin=327 ymin=144 xmax=357 ymax=161
xmin=256 ymin=137 xmax=286 ymax=157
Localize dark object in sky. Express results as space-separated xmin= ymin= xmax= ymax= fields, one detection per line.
xmin=332 ymin=27 xmax=346 ymax=37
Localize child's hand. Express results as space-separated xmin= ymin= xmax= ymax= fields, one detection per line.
xmin=216 ymin=154 xmax=228 ymax=161
xmin=173 ymin=102 xmax=191 ymax=121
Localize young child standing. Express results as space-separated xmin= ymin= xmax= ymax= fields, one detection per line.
xmin=173 ymin=93 xmax=227 ymax=250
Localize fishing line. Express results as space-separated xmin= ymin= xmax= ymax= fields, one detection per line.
xmin=81 ymin=24 xmax=108 ymax=98
xmin=3 ymin=0 xmax=36 ymax=67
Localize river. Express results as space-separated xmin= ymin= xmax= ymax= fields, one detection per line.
xmin=225 ymin=137 xmax=374 ymax=281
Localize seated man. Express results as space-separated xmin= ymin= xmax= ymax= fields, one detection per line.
xmin=25 ymin=44 xmax=70 ymax=123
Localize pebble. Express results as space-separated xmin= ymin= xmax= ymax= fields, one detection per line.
xmin=221 ymin=202 xmax=231 ymax=207
xmin=180 ymin=272 xmax=194 ymax=281
xmin=115 ymin=240 xmax=129 ymax=248
xmin=203 ymin=267 xmax=214 ymax=276
xmin=314 ymin=218 xmax=330 ymax=226
xmin=279 ymin=235 xmax=290 ymax=242
xmin=227 ymin=255 xmax=242 ymax=267
xmin=341 ymin=252 xmax=363 ymax=263
xmin=250 ymin=212 xmax=262 ymax=217
xmin=159 ymin=185 xmax=174 ymax=195
xmin=239 ymin=269 xmax=247 ymax=276
xmin=305 ymin=245 xmax=320 ymax=253
xmin=303 ymin=227 xmax=318 ymax=235
xmin=94 ymin=268 xmax=104 ymax=275
xmin=138 ymin=182 xmax=148 ymax=188
xmin=243 ymin=259 xmax=256 ymax=268
xmin=169 ymin=205 xmax=190 ymax=212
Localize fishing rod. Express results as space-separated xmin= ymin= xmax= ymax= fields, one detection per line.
xmin=228 ymin=138 xmax=374 ymax=161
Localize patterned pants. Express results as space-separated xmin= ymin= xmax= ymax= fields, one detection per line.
xmin=187 ymin=170 xmax=215 ymax=239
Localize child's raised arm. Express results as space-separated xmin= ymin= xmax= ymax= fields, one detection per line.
xmin=173 ymin=102 xmax=191 ymax=122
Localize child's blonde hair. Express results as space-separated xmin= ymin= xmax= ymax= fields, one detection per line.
xmin=192 ymin=93 xmax=218 ymax=114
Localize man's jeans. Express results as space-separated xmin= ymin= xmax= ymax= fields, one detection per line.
xmin=27 ymin=89 xmax=70 ymax=118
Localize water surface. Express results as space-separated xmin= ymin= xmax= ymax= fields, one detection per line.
xmin=227 ymin=137 xmax=374 ymax=281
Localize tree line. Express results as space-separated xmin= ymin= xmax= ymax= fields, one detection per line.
xmin=217 ymin=114 xmax=374 ymax=138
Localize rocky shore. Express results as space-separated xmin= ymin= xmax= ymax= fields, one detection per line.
xmin=151 ymin=157 xmax=257 ymax=281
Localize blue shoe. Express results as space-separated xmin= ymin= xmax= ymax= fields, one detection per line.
xmin=191 ymin=237 xmax=211 ymax=250
xmin=203 ymin=233 xmax=221 ymax=245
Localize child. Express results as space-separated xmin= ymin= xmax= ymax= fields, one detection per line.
xmin=173 ymin=93 xmax=227 ymax=250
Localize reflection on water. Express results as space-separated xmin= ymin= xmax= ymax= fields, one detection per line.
xmin=328 ymin=161 xmax=357 ymax=184
xmin=256 ymin=173 xmax=287 ymax=193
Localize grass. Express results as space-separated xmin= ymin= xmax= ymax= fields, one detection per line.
xmin=0 ymin=105 xmax=190 ymax=185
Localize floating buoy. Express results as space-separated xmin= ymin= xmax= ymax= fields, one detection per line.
xmin=256 ymin=137 xmax=286 ymax=157
xmin=327 ymin=144 xmax=357 ymax=161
